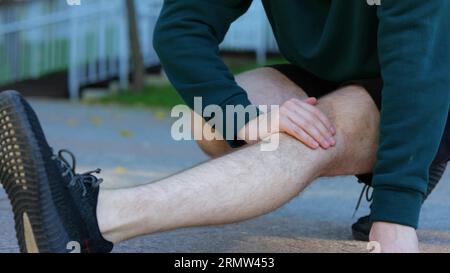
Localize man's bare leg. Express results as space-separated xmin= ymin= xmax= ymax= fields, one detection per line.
xmin=97 ymin=68 xmax=380 ymax=244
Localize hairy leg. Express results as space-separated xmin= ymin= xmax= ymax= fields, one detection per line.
xmin=97 ymin=69 xmax=380 ymax=243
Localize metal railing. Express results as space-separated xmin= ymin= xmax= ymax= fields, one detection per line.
xmin=220 ymin=0 xmax=278 ymax=64
xmin=0 ymin=0 xmax=277 ymax=100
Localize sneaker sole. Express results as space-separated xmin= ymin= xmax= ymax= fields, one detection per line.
xmin=0 ymin=90 xmax=70 ymax=253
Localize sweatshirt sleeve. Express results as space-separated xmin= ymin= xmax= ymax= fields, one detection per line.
xmin=370 ymin=0 xmax=450 ymax=228
xmin=153 ymin=0 xmax=258 ymax=147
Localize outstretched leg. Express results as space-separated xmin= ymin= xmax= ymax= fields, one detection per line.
xmin=0 ymin=68 xmax=380 ymax=252
xmin=97 ymin=69 xmax=380 ymax=243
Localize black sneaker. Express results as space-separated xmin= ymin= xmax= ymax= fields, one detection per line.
xmin=0 ymin=90 xmax=113 ymax=253
xmin=351 ymin=161 xmax=447 ymax=242
xmin=52 ymin=149 xmax=113 ymax=253
xmin=351 ymin=215 xmax=371 ymax=242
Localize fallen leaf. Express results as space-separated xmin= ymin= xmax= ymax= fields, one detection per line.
xmin=89 ymin=116 xmax=103 ymax=127
xmin=154 ymin=110 xmax=166 ymax=121
xmin=114 ymin=166 xmax=127 ymax=174
xmin=120 ymin=130 xmax=133 ymax=138
xmin=66 ymin=118 xmax=78 ymax=127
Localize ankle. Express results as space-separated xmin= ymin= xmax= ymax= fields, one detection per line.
xmin=96 ymin=189 xmax=122 ymax=244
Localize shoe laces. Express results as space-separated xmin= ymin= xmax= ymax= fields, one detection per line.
xmin=52 ymin=149 xmax=103 ymax=197
xmin=352 ymin=183 xmax=373 ymax=218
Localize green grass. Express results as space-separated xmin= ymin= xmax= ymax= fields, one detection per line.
xmin=93 ymin=85 xmax=185 ymax=108
xmin=87 ymin=56 xmax=287 ymax=108
xmin=224 ymin=55 xmax=286 ymax=74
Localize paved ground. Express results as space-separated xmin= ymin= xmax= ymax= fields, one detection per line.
xmin=0 ymin=98 xmax=449 ymax=253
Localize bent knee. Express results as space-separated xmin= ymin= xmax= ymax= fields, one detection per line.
xmin=317 ymin=85 xmax=380 ymax=170
xmin=318 ymin=85 xmax=380 ymax=136
xmin=196 ymin=139 xmax=231 ymax=158
xmin=191 ymin=111 xmax=232 ymax=157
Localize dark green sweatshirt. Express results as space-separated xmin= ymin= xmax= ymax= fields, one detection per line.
xmin=153 ymin=0 xmax=450 ymax=228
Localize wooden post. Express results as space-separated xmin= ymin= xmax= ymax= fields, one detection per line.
xmin=125 ymin=0 xmax=145 ymax=92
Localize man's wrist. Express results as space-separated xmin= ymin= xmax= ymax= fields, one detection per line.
xmin=369 ymin=221 xmax=419 ymax=253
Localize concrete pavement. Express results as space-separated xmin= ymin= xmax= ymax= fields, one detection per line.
xmin=0 ymin=98 xmax=449 ymax=253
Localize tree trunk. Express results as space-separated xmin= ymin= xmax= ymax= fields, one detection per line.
xmin=126 ymin=0 xmax=145 ymax=91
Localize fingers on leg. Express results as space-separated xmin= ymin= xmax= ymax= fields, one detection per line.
xmin=195 ymin=67 xmax=310 ymax=157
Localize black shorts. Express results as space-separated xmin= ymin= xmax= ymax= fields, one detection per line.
xmin=268 ymin=64 xmax=450 ymax=185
